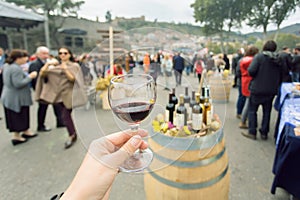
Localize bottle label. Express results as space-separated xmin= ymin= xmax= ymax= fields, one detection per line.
xmin=176 ymin=113 xmax=185 ymax=127
xmin=206 ymin=110 xmax=212 ymax=125
xmin=192 ymin=113 xmax=202 ymax=130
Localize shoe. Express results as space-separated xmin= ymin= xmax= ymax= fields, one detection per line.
xmin=260 ymin=134 xmax=268 ymax=140
xmin=239 ymin=122 xmax=248 ymax=129
xmin=64 ymin=135 xmax=77 ymax=149
xmin=56 ymin=124 xmax=65 ymax=128
xmin=241 ymin=132 xmax=256 ymax=140
xmin=22 ymin=133 xmax=38 ymax=139
xmin=236 ymin=114 xmax=241 ymax=119
xmin=37 ymin=127 xmax=52 ymax=132
xmin=11 ymin=139 xmax=27 ymax=146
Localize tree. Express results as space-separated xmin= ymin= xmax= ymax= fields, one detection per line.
xmin=105 ymin=10 xmax=112 ymax=23
xmin=246 ymin=0 xmax=277 ymax=40
xmin=5 ymin=0 xmax=84 ymax=48
xmin=191 ymin=0 xmax=250 ymax=53
xmin=271 ymin=0 xmax=300 ymax=41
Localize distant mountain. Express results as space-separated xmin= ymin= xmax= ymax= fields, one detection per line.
xmin=244 ymin=23 xmax=300 ymax=38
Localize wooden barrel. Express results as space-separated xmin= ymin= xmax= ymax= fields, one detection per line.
xmin=144 ymin=129 xmax=230 ymax=200
xmin=208 ymin=76 xmax=231 ymax=103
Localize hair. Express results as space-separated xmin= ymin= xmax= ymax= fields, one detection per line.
xmin=36 ymin=46 xmax=49 ymax=54
xmin=282 ymin=46 xmax=289 ymax=51
xmin=6 ymin=49 xmax=28 ymax=64
xmin=295 ymin=46 xmax=300 ymax=51
xmin=58 ymin=47 xmax=75 ymax=62
xmin=245 ymin=46 xmax=259 ymax=57
xmin=262 ymin=40 xmax=277 ymax=52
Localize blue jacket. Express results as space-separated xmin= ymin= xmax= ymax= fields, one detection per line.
xmin=173 ymin=55 xmax=185 ymax=71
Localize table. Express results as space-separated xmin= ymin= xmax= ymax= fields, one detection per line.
xmin=271 ymin=83 xmax=300 ymax=198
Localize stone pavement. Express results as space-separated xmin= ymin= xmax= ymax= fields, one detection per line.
xmin=0 ymin=70 xmax=290 ymax=200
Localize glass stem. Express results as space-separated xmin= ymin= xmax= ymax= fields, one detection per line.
xmin=130 ymin=124 xmax=143 ymax=154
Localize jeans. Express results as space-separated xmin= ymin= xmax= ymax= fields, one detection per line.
xmin=174 ymin=70 xmax=183 ymax=86
xmin=241 ymin=97 xmax=249 ymax=123
xmin=236 ymin=84 xmax=246 ymax=115
xmin=248 ymin=95 xmax=274 ymax=135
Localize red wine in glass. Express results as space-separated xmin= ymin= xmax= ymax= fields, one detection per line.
xmin=112 ymin=102 xmax=154 ymax=124
xmin=108 ymin=74 xmax=156 ymax=173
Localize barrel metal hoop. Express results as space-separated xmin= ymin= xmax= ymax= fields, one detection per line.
xmin=151 ymin=147 xmax=226 ymax=168
xmin=148 ymin=165 xmax=229 ymax=190
xmin=150 ymin=129 xmax=223 ymax=151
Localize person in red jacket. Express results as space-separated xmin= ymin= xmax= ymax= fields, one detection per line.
xmin=239 ymin=46 xmax=259 ymax=129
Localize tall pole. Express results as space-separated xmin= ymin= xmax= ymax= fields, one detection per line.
xmin=23 ymin=29 xmax=28 ymax=50
xmin=44 ymin=12 xmax=51 ymax=49
xmin=109 ymin=26 xmax=114 ymax=76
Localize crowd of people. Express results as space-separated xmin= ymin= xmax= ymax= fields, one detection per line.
xmin=232 ymin=41 xmax=300 ymax=141
xmin=0 ymin=46 xmax=87 ymax=149
xmin=1 ymin=41 xmax=300 ymax=199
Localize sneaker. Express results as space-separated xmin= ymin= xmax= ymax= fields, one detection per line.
xmin=236 ymin=114 xmax=241 ymax=119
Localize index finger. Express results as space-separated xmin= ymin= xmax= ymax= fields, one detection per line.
xmin=106 ymin=129 xmax=148 ymax=147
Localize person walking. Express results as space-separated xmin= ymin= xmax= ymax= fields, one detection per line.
xmin=239 ymin=46 xmax=259 ymax=129
xmin=0 ymin=47 xmax=7 ymax=98
xmin=161 ymin=54 xmax=173 ymax=90
xmin=37 ymin=47 xmax=86 ymax=149
xmin=241 ymin=40 xmax=282 ymax=140
xmin=1 ymin=49 xmax=38 ymax=146
xmin=29 ymin=46 xmax=64 ymax=132
xmin=173 ymin=52 xmax=185 ymax=86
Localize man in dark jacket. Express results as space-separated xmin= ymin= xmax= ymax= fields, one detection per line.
xmin=291 ymin=46 xmax=300 ymax=82
xmin=242 ymin=40 xmax=282 ymax=140
xmin=278 ymin=47 xmax=292 ymax=82
xmin=232 ymin=48 xmax=244 ymax=87
xmin=173 ymin=52 xmax=185 ymax=86
xmin=29 ymin=46 xmax=64 ymax=132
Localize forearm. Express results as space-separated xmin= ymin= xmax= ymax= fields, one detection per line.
xmin=61 ymin=153 xmax=117 ymax=200
xmin=63 ymin=68 xmax=75 ymax=82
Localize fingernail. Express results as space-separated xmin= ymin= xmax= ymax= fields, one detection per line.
xmin=130 ymin=135 xmax=142 ymax=148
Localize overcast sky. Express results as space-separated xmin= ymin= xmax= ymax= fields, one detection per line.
xmin=78 ymin=0 xmax=300 ymax=34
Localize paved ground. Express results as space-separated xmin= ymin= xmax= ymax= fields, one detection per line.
xmin=0 ymin=69 xmax=291 ymax=200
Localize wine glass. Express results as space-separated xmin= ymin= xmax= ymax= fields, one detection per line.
xmin=108 ymin=74 xmax=156 ymax=172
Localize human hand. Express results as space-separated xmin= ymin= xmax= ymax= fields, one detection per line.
xmin=46 ymin=58 xmax=59 ymax=66
xmin=61 ymin=129 xmax=148 ymax=200
xmin=28 ymin=71 xmax=37 ymax=79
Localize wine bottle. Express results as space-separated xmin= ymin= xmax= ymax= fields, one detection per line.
xmin=200 ymin=87 xmax=206 ymax=110
xmin=206 ymin=87 xmax=214 ymax=117
xmin=176 ymin=94 xmax=187 ymax=127
xmin=171 ymin=88 xmax=178 ymax=126
xmin=192 ymin=93 xmax=203 ymax=133
xmin=184 ymin=87 xmax=190 ymax=112
xmin=165 ymin=93 xmax=175 ymax=123
xmin=203 ymin=97 xmax=212 ymax=126
xmin=189 ymin=90 xmax=196 ymax=120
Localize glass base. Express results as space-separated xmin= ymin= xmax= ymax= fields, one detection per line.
xmin=119 ymin=148 xmax=153 ymax=173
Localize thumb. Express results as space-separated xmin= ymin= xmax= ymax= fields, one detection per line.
xmin=100 ymin=135 xmax=143 ymax=170
xmin=121 ymin=135 xmax=143 ymax=155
